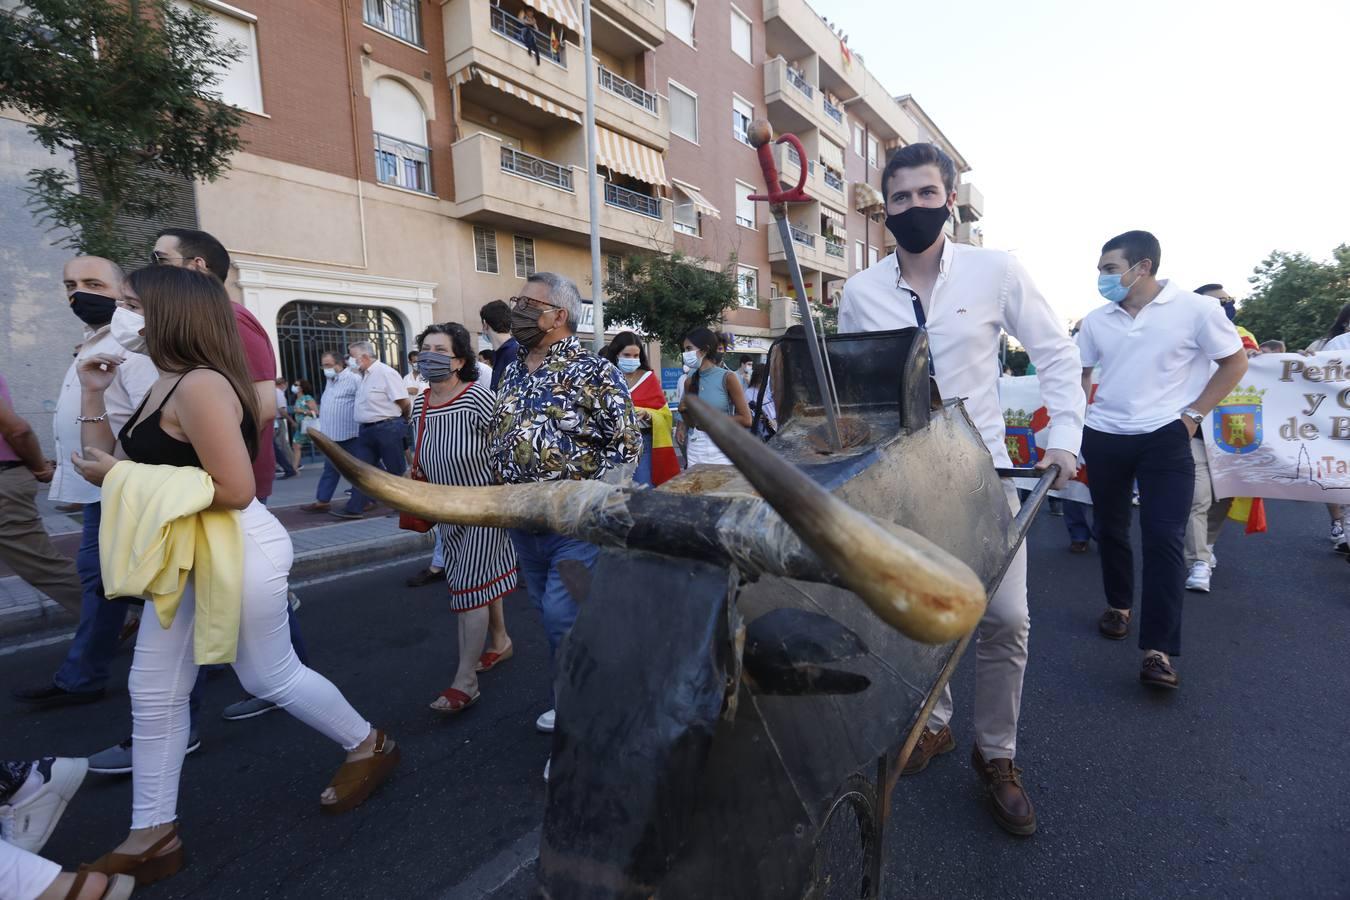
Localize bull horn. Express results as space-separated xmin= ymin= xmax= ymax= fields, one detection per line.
xmin=684 ymin=396 xmax=987 ymax=644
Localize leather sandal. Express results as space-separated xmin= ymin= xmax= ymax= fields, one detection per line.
xmin=476 ymin=642 xmax=514 ymax=673
xmin=87 ymin=826 xmax=184 ymax=886
xmin=430 ymin=688 xmax=479 ymax=714
xmin=64 ymin=869 xmax=135 ymax=900
xmin=321 ymin=730 xmax=400 ymax=815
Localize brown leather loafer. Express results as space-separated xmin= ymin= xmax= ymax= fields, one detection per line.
xmin=1140 ymin=653 xmax=1179 ymax=689
xmin=1069 ymin=540 xmax=1089 ymax=553
xmin=1098 ymin=608 xmax=1130 ymax=640
xmin=900 ymin=725 xmax=955 ymax=775
xmin=971 ymin=746 xmax=1037 ymax=836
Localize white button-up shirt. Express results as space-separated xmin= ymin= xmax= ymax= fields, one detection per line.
xmin=839 ymin=240 xmax=1085 ymax=467
xmin=355 ymin=360 xmax=409 ymax=424
xmin=51 ymin=327 xmax=159 ymax=504
xmin=1076 ymin=279 xmax=1243 ymax=435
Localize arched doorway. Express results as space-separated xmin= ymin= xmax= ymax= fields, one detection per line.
xmin=275 ymin=301 xmax=408 ymax=397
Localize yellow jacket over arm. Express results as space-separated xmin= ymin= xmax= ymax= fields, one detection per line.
xmin=100 ymin=461 xmax=244 ymax=664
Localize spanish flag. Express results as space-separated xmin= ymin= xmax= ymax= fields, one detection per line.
xmin=631 ymin=371 xmax=679 ymax=486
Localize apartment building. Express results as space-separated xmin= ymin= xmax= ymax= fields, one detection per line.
xmin=0 ymin=0 xmax=984 ymax=444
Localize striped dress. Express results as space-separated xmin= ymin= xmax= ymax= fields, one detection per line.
xmin=411 ymin=382 xmax=518 ymax=611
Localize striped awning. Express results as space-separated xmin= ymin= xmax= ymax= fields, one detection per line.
xmin=820 ymin=205 xmax=845 ymax=229
xmin=596 ymin=127 xmax=667 ymax=186
xmin=452 ymin=65 xmax=581 ymax=125
xmin=854 ymin=181 xmax=884 ymax=212
xmin=523 ymin=0 xmax=581 ymax=36
xmin=671 ymin=179 xmax=721 ymax=219
xmin=818 ymin=138 xmax=845 ymax=173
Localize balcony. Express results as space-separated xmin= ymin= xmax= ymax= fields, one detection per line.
xmin=956 ymin=221 xmax=983 ymax=247
xmin=769 ymin=295 xmax=804 ymax=332
xmin=768 ymin=221 xmax=825 ymax=272
xmin=822 ymin=166 xmax=844 ymax=193
xmin=762 ymin=0 xmax=863 ymax=98
xmin=596 ymin=65 xmax=670 ymax=149
xmin=443 ymin=0 xmax=586 ymax=115
xmin=764 ymin=57 xmax=816 ymax=134
xmin=491 ymin=6 xmax=564 ymax=64
xmin=592 ymin=0 xmax=665 ymax=51
xmin=957 ymin=182 xmax=984 ymax=221
xmin=451 ymin=132 xmax=672 ymax=253
xmin=605 ymin=182 xmax=663 ymax=220
xmin=785 ymin=65 xmax=814 ymax=100
xmin=824 ymin=237 xmax=845 ymax=259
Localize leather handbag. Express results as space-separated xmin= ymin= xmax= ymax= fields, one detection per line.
xmin=398 ymin=399 xmax=434 ymax=534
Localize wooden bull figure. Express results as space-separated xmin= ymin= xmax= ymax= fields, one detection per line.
xmin=313 ymin=327 xmax=1052 ymax=899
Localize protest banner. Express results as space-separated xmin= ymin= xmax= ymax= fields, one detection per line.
xmin=998 ymin=375 xmax=1092 ymax=503
xmin=1206 ymin=352 xmax=1350 ymax=503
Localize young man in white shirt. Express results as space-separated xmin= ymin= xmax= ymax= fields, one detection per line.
xmin=333 ymin=341 xmax=412 ymax=519
xmin=838 ymin=143 xmax=1085 ymax=836
xmin=1077 ymin=231 xmax=1246 ymax=689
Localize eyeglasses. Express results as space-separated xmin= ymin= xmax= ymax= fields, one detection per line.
xmin=508 ymin=295 xmax=560 ymax=313
xmin=149 ymin=251 xmax=183 ymax=265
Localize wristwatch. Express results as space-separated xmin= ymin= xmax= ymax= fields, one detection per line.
xmin=1180 ymin=407 xmax=1204 ymax=426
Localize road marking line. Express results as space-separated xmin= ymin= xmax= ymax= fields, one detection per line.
xmin=441 ymin=825 xmax=540 ymax=898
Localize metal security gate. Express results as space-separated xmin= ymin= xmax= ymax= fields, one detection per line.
xmin=275 ymin=301 xmax=408 ymax=398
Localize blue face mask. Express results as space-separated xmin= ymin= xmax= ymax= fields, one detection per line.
xmin=1097 ymin=261 xmax=1143 ymax=304
xmin=616 ymin=357 xmax=641 ymax=373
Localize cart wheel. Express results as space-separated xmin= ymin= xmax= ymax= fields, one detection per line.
xmin=804 ymin=774 xmax=879 ymax=900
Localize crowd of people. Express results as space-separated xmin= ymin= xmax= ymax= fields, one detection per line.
xmin=0 ymin=140 xmax=1332 ymax=897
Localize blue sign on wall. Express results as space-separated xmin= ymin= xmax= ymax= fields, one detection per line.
xmin=661 ymin=366 xmax=684 ymax=409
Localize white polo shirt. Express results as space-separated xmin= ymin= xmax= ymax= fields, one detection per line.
xmin=1322 ymin=332 xmax=1350 ymax=353
xmin=1076 ymin=280 xmax=1243 ymax=435
xmin=355 ymin=360 xmax=409 ymax=424
xmin=839 ymin=240 xmax=1085 ymax=467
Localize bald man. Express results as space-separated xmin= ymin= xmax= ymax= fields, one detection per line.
xmin=11 ymin=257 xmax=157 ymax=709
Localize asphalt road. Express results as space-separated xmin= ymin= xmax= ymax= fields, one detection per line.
xmin=2 ymin=499 xmax=1348 ymax=899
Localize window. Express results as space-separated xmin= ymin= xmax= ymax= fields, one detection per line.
xmin=667 ymin=0 xmax=694 ymax=46
xmin=474 ymin=225 xmax=498 ymax=274
xmin=364 ymin=0 xmax=422 ymax=46
xmin=177 ymin=2 xmax=264 ymax=114
xmin=867 ymin=135 xmax=880 ymax=169
xmin=854 ymin=240 xmax=864 ymax=271
xmin=737 ymin=265 xmax=758 ymax=308
xmin=868 ymin=245 xmax=879 ymax=267
xmin=674 ymin=197 xmax=700 ymax=236
xmin=669 ymin=81 xmax=698 ymax=143
xmin=605 ymin=254 xmax=625 ymax=293
xmin=371 ymin=78 xmax=431 ymax=193
xmin=729 ymin=7 xmax=752 ymax=63
xmin=734 ymin=181 xmax=755 ymax=229
xmin=514 ymin=235 xmax=536 ymax=278
xmin=732 ymin=95 xmax=753 ymax=146
xmin=851 ymin=123 xmax=863 ymax=156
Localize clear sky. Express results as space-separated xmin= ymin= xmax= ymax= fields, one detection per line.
xmin=815 ymin=0 xmax=1350 ymax=327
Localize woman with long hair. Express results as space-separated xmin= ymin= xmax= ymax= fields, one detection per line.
xmin=411 ymin=323 xmax=518 ymax=713
xmin=744 ymin=361 xmax=777 ymax=440
xmin=70 ymin=267 xmax=398 ymax=886
xmin=601 ymin=331 xmax=678 ymax=486
xmin=1306 ymin=302 xmax=1350 ymax=352
xmin=290 ymin=377 xmax=318 ymax=470
xmin=677 ymin=326 xmax=752 ymax=467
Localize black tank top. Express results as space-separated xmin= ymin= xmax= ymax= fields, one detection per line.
xmin=119 ymin=370 xmax=257 ymax=468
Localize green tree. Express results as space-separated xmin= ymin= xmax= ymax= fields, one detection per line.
xmin=1237 ymin=245 xmax=1350 ymax=350
xmin=0 ymin=0 xmax=246 ymax=262
xmin=604 ymin=252 xmax=740 ymax=354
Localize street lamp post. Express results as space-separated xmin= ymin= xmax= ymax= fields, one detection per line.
xmin=582 ymin=0 xmax=604 ymax=352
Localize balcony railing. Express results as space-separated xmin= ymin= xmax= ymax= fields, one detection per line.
xmin=822 ymin=97 xmax=843 ymax=124
xmin=785 ymin=65 xmax=814 ymax=99
xmin=786 ymin=145 xmax=815 ymax=174
xmin=500 ymin=146 xmax=574 ymax=191
xmin=824 ymin=238 xmax=845 ymax=258
xmin=374 ymin=132 xmax=432 ymax=194
xmin=789 ymin=224 xmax=815 ymax=247
xmin=598 ymin=65 xmax=658 ymax=115
xmin=823 ymin=168 xmax=843 ymax=191
xmin=364 ymin=0 xmax=422 ymax=46
xmin=490 ymin=6 xmax=564 ymax=65
xmin=605 ymin=182 xmax=663 ymax=219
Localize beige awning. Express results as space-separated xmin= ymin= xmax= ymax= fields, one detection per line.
xmin=597 ymin=127 xmax=668 ymax=186
xmin=854 ymin=181 xmax=884 ymax=212
xmin=523 ymin=0 xmax=581 ymax=36
xmin=671 ymin=179 xmax=721 ymax=219
xmin=821 ymin=205 xmax=845 ymax=229
xmin=453 ymin=65 xmax=581 ymax=125
xmin=818 ymin=138 xmax=845 ymax=173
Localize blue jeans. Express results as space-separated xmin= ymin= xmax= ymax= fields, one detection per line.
xmin=1063 ymin=499 xmax=1094 ymax=543
xmin=633 ymin=433 xmax=654 ymax=487
xmin=508 ymin=530 xmax=599 ymax=676
xmin=315 ymin=436 xmax=359 ymax=503
xmin=342 ymin=419 xmax=407 ymax=514
xmin=53 ymin=503 xmax=129 ymax=693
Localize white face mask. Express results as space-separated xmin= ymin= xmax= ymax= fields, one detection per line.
xmin=109 ymin=306 xmax=147 ymax=354
xmin=323 ymin=367 xmax=337 ymax=379
xmin=682 ymin=349 xmax=701 ymax=369
xmin=348 ymin=356 xmax=360 ymax=370
xmin=617 ymin=357 xmax=641 ymax=373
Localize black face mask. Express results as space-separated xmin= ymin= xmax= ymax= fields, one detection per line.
xmin=1222 ymin=301 xmax=1236 ymax=322
xmin=884 ymin=204 xmax=950 ymax=255
xmin=69 ymin=291 xmax=117 ymax=327
xmin=510 ymin=304 xmax=552 ymax=349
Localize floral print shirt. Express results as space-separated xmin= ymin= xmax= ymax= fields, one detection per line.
xmin=490 ymin=335 xmax=641 ymax=484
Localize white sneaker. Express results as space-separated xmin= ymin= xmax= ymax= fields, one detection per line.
xmin=1207 ymin=546 xmax=1217 ymax=570
xmin=543 ymin=757 xmax=551 ymax=783
xmin=535 ymin=709 xmax=556 ymax=734
xmin=1334 ymin=520 xmax=1349 ymax=553
xmin=0 ymin=758 xmax=88 ymax=854
xmin=1185 ymin=561 xmax=1211 ymax=593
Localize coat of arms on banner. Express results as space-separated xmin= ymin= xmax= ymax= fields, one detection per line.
xmin=1213 ymin=385 xmax=1264 ymax=455
xmin=1003 ymin=408 xmax=1047 ymax=467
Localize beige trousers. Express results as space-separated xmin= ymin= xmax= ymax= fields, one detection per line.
xmin=1184 ymin=437 xmax=1231 ymax=568
xmin=0 ymin=466 xmax=82 ymax=616
xmin=929 ymin=482 xmax=1029 ymax=760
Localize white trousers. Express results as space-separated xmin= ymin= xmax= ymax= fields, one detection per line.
xmin=0 ymin=840 xmax=59 ymax=900
xmin=928 ymin=482 xmax=1029 ymax=760
xmin=130 ymin=501 xmax=370 ymax=829
xmin=685 ymin=429 xmax=732 ymax=467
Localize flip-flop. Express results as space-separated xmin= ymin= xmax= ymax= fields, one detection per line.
xmin=476 ymin=643 xmax=515 ymax=673
xmin=430 ymin=688 xmax=479 ymax=714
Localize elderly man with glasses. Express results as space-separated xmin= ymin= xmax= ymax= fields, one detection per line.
xmin=489 ymin=272 xmax=640 ymax=780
